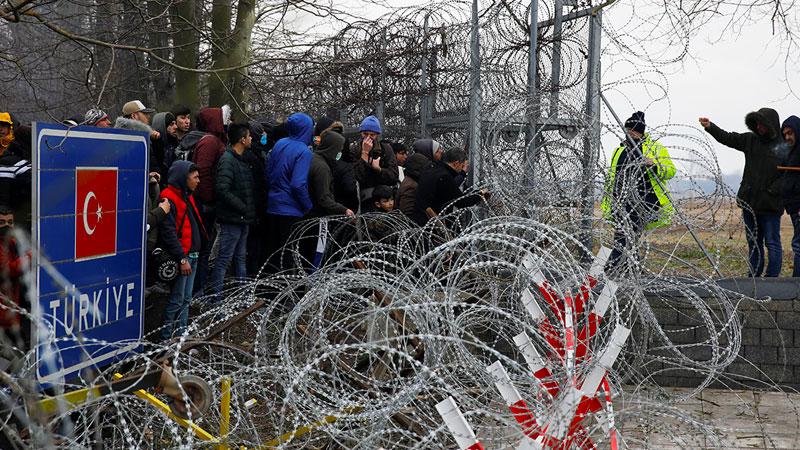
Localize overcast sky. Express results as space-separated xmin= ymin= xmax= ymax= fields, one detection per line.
xmin=613 ymin=17 xmax=796 ymax=180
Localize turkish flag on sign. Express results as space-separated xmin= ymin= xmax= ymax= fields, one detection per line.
xmin=75 ymin=168 xmax=118 ymax=261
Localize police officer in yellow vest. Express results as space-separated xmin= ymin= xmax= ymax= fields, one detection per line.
xmin=601 ymin=111 xmax=676 ymax=270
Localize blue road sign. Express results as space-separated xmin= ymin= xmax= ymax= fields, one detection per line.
xmin=32 ymin=123 xmax=149 ymax=385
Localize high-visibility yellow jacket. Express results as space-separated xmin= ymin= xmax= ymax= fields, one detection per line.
xmin=601 ymin=134 xmax=676 ymax=230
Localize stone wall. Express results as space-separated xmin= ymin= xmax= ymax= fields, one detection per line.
xmin=645 ymin=278 xmax=800 ymax=389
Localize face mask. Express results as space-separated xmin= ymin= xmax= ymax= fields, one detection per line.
xmin=260 ymin=134 xmax=267 ymax=146
xmin=335 ymin=152 xmax=342 ymax=161
xmin=0 ymin=226 xmax=9 ymax=236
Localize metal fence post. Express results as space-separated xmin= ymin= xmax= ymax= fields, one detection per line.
xmin=468 ymin=0 xmax=482 ymax=184
xmin=580 ymin=8 xmax=602 ymax=251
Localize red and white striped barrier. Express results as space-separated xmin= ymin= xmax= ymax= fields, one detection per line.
xmin=436 ymin=397 xmax=485 ymax=450
xmin=514 ymin=331 xmax=559 ymax=398
xmin=486 ymin=361 xmax=539 ymax=438
xmin=439 ymin=247 xmax=624 ymax=449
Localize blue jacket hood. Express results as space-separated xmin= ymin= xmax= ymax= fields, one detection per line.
xmin=266 ymin=115 xmax=314 ymax=217
xmin=286 ymin=113 xmax=313 ymax=146
xmin=168 ymin=160 xmax=195 ymax=193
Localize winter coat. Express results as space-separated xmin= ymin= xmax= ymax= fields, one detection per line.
xmin=10 ymin=124 xmax=30 ymax=160
xmin=215 ymin=148 xmax=257 ymax=224
xmin=0 ymin=235 xmax=23 ymax=329
xmin=266 ymin=113 xmax=314 ymax=218
xmin=245 ymin=121 xmax=269 ymax=221
xmin=146 ymin=176 xmax=167 ymax=254
xmin=0 ymin=152 xmax=30 ymax=218
xmin=159 ymin=161 xmax=206 ymax=259
xmin=114 ymin=116 xmax=153 ymax=134
xmin=412 ymin=138 xmax=440 ymax=167
xmin=308 ymin=130 xmax=349 ymax=216
xmin=192 ymin=106 xmax=230 ymax=205
xmin=115 ymin=117 xmax=159 ymax=173
xmin=413 ymin=161 xmax=483 ymax=225
xmin=706 ymin=107 xmax=783 ymax=214
xmin=780 ymin=115 xmax=800 ymax=211
xmin=600 ymin=134 xmax=676 ymax=230
xmin=241 ymin=148 xmax=268 ymax=222
xmin=167 ymin=130 xmax=210 ymax=170
xmin=350 ymin=138 xmax=400 ymax=189
xmin=398 ymin=153 xmax=430 ymax=218
xmin=152 ymin=112 xmax=179 ymax=177
xmin=333 ymin=160 xmax=359 ymax=211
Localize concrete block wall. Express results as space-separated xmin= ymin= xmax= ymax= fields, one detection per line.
xmin=644 ymin=278 xmax=800 ymax=389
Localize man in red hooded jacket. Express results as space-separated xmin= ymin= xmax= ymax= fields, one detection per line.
xmin=159 ymin=161 xmax=206 ymax=340
xmin=190 ymin=105 xmax=230 ymax=296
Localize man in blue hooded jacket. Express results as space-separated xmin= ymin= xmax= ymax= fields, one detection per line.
xmin=265 ymin=113 xmax=314 ymax=271
xmin=781 ymin=115 xmax=800 ymax=276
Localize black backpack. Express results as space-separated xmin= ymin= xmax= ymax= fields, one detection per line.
xmin=171 ymin=131 xmax=208 ymax=165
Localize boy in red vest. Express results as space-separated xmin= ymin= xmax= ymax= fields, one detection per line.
xmin=159 ymin=161 xmax=206 ymax=340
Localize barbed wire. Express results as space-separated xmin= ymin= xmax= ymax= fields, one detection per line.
xmin=1 ymin=0 xmax=799 ymax=448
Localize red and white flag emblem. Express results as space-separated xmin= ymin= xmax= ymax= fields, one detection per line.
xmin=75 ymin=168 xmax=118 ymax=261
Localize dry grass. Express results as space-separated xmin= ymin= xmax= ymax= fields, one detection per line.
xmin=640 ymin=199 xmax=797 ymax=278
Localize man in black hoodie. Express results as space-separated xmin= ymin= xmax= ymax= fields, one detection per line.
xmin=412 ymin=138 xmax=442 ymax=166
xmin=313 ymin=116 xmax=359 ymax=212
xmin=243 ymin=121 xmax=269 ymax=275
xmin=700 ymin=108 xmax=784 ymax=277
xmin=308 ymin=122 xmax=354 ymax=218
xmin=780 ymin=115 xmax=800 ymax=276
xmin=413 ymin=148 xmax=486 ymax=226
xmin=152 ymin=112 xmax=179 ymax=180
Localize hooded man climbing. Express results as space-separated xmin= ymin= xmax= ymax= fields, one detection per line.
xmin=602 ymin=111 xmax=676 ymax=273
xmin=700 ymin=108 xmax=784 ymax=277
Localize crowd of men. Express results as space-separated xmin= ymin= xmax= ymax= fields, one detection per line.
xmin=0 ymin=101 xmax=491 ymax=342
xmin=2 ymin=102 xmax=800 ymax=344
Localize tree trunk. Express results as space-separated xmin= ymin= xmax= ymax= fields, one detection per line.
xmin=171 ymin=0 xmax=200 ymax=112
xmin=207 ymin=0 xmax=232 ymax=108
xmin=226 ymin=0 xmax=256 ymax=120
xmin=148 ymin=1 xmax=173 ymax=109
